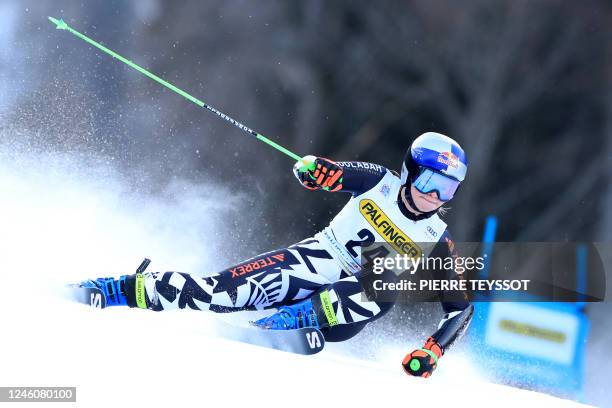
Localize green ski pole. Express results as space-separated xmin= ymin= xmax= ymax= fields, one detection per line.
xmin=48 ymin=17 xmax=314 ymax=172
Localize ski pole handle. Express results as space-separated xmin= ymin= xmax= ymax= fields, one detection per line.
xmin=297 ymin=157 xmax=316 ymax=173
xmin=402 ymin=338 xmax=443 ymax=378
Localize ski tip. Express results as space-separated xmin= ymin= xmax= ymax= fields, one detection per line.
xmin=48 ymin=16 xmax=68 ymax=30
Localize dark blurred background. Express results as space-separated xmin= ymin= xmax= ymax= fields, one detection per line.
xmin=1 ymin=0 xmax=611 ymax=404
xmin=4 ymin=0 xmax=611 ymax=248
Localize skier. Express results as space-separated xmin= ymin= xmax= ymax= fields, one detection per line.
xmin=75 ymin=132 xmax=473 ymax=377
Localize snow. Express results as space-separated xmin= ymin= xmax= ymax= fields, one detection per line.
xmin=0 ymin=300 xmax=591 ymax=408
xmin=0 ymin=145 xmax=590 ymax=408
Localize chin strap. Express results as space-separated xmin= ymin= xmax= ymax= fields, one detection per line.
xmin=397 ymin=185 xmax=438 ymax=221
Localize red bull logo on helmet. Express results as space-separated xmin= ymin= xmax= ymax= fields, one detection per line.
xmin=437 ymin=151 xmax=458 ymax=168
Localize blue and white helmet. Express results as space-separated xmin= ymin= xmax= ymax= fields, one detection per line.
xmin=400 ymin=132 xmax=468 ymax=184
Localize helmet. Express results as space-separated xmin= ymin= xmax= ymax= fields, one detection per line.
xmin=400 ymin=132 xmax=468 ymax=201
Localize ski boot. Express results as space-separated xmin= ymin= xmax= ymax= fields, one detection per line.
xmin=68 ymin=258 xmax=151 ymax=308
xmin=69 ymin=276 xmax=129 ymax=308
xmin=252 ymin=298 xmax=320 ymax=330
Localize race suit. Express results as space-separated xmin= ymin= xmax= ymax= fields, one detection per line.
xmin=123 ymin=162 xmax=473 ymax=347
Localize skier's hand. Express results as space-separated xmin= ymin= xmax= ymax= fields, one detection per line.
xmin=402 ymin=337 xmax=443 ymax=378
xmin=293 ymin=155 xmax=344 ymax=192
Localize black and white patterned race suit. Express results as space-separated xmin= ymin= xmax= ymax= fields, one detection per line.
xmin=123 ymin=162 xmax=473 ymax=346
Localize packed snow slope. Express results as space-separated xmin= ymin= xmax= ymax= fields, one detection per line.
xmin=0 ymin=145 xmax=590 ymax=408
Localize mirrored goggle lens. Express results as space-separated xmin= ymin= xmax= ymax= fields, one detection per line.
xmin=413 ymin=168 xmax=460 ymax=201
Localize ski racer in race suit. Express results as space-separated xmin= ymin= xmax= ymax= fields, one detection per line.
xmin=83 ymin=132 xmax=474 ymax=378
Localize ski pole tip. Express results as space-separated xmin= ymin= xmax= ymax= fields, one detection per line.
xmin=48 ymin=16 xmax=68 ymax=30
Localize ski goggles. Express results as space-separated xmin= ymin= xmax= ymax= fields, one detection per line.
xmin=412 ymin=167 xmax=460 ymax=201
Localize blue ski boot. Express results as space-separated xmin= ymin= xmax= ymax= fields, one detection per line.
xmin=253 ymin=298 xmax=320 ymax=330
xmin=71 ymin=276 xmax=129 ymax=308
xmin=69 ymin=258 xmax=151 ymax=309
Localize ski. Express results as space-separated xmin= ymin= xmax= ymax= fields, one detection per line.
xmin=67 ymin=284 xmax=106 ymax=308
xmin=212 ymin=319 xmax=325 ymax=355
xmin=66 ymin=283 xmax=325 ymax=355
